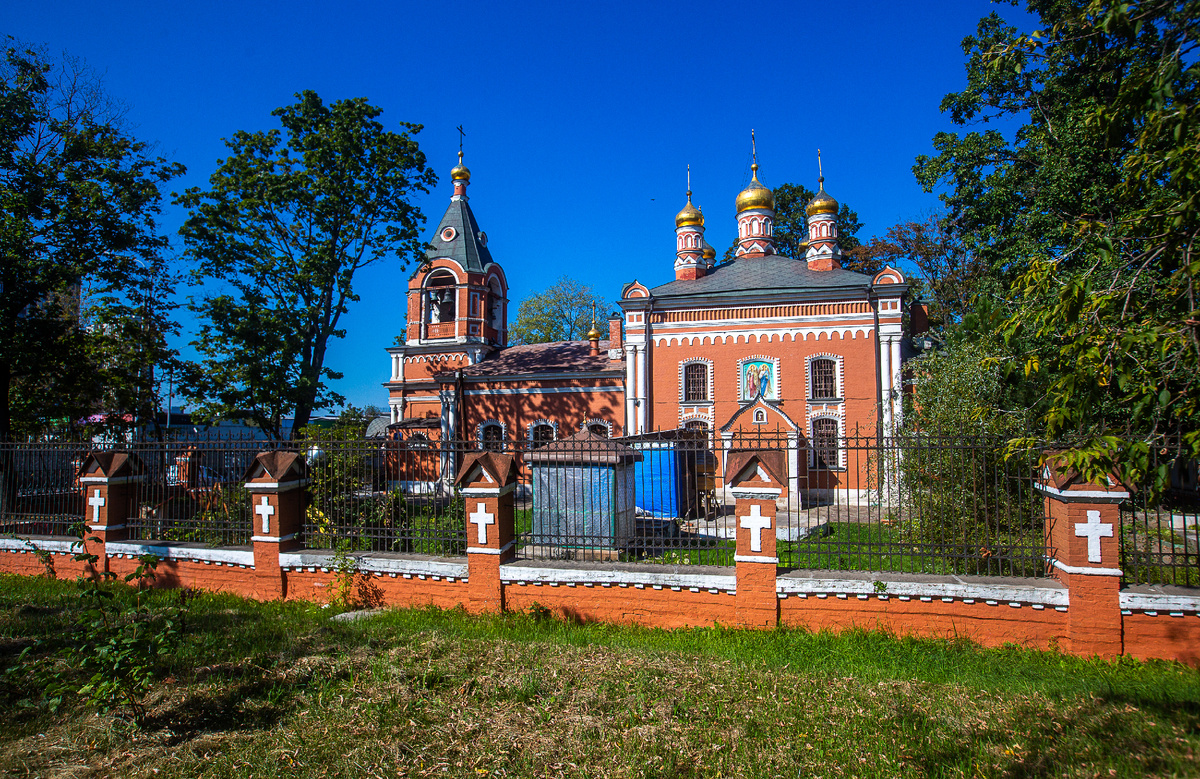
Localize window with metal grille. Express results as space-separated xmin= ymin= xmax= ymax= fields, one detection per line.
xmin=811 ymin=359 xmax=837 ymax=399
xmin=812 ymin=418 xmax=839 ymax=469
xmin=481 ymin=424 xmax=504 ymax=452
xmin=587 ymin=423 xmax=609 ymax=438
xmin=531 ymin=423 xmax=556 ymax=447
xmin=683 ymin=420 xmax=708 ymax=432
xmin=683 ymin=363 xmax=708 ymax=402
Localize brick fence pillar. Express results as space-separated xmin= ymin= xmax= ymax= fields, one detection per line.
xmin=243 ymin=451 xmax=308 ymax=601
xmin=727 ymin=450 xmax=786 ymax=629
xmin=455 ymin=452 xmax=518 ymax=613
xmin=1036 ymin=456 xmax=1130 ymax=658
xmin=77 ymin=452 xmax=144 ymax=577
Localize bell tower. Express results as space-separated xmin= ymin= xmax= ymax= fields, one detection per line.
xmin=734 ymin=131 xmax=776 ymax=258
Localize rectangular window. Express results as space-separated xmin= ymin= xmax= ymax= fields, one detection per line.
xmin=811 ymin=359 xmax=837 ymax=400
xmin=813 ymin=418 xmax=839 ymax=469
xmin=684 ymin=363 xmax=708 ymax=402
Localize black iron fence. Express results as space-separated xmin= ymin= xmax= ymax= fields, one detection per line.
xmin=121 ymin=441 xmax=263 ymax=547
xmin=300 ymin=429 xmax=1049 ymax=576
xmin=1120 ymin=451 xmax=1200 ymax=586
xmin=0 ymin=442 xmax=90 ymax=537
xmin=6 ymin=431 xmax=1176 ymax=583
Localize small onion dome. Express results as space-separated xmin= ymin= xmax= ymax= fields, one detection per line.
xmin=586 ymin=325 xmax=602 ymax=340
xmin=675 ymin=191 xmax=704 ymax=227
xmin=735 ymin=163 xmax=774 ymax=213
xmin=450 ymin=151 xmax=471 ymax=181
xmin=702 ymin=241 xmax=716 ymax=261
xmin=806 ymin=178 xmax=838 ymax=216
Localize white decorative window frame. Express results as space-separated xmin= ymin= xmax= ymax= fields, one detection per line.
xmin=806 ymin=353 xmax=844 ymax=401
xmin=477 ymin=419 xmax=506 ymax=442
xmin=527 ymin=418 xmax=559 ymax=442
xmin=737 ymin=354 xmax=782 ymax=403
xmin=752 ymin=409 xmax=768 ymax=425
xmin=808 ymin=410 xmax=846 ymax=470
xmin=678 ymin=357 xmax=714 ymax=405
xmin=579 ymin=418 xmax=614 ymax=437
xmin=678 ymin=404 xmax=715 ymax=429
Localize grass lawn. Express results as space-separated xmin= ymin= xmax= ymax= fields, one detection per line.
xmin=4 ymin=573 xmax=1198 ymax=778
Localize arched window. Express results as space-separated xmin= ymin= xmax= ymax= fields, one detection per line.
xmin=587 ymin=423 xmax=610 ymax=438
xmin=683 ymin=363 xmax=708 ymax=402
xmin=530 ymin=422 xmax=556 ymax=447
xmin=753 ymin=409 xmax=768 ymax=425
xmin=810 ymin=358 xmax=837 ymax=400
xmin=480 ymin=423 xmax=504 ymax=452
xmin=812 ymin=418 xmax=839 ymax=469
xmin=426 ymin=272 xmax=456 ymax=325
xmin=683 ymin=420 xmax=708 ymax=432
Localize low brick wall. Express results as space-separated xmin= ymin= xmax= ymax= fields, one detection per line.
xmin=3 ymin=540 xmax=1198 ymax=665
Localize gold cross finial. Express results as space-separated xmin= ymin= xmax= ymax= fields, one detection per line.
xmin=751 ymin=129 xmax=758 ymax=166
xmin=456 ymin=125 xmax=466 ymax=153
xmin=687 ymin=164 xmax=692 ymax=198
xmin=818 ymin=148 xmax=824 ymax=185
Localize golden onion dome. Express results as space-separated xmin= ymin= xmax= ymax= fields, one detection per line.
xmin=675 ymin=191 xmax=704 ymax=228
xmin=450 ymin=151 xmax=471 ymax=181
xmin=735 ymin=163 xmax=774 ymax=213
xmin=701 ymin=241 xmax=716 ymax=261
xmin=586 ymin=325 xmax=602 ymax=340
xmin=806 ymin=178 xmax=838 ymax=216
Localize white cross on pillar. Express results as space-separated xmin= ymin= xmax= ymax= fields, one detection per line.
xmin=470 ymin=502 xmax=495 ymax=545
xmin=1075 ymin=509 xmax=1113 ymax=564
xmin=739 ymin=504 xmax=772 ymax=553
xmin=256 ymin=496 xmax=276 ymax=534
xmin=88 ymin=489 xmax=106 ymax=523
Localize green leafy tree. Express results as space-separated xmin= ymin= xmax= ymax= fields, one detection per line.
xmin=721 ymin=182 xmax=863 ymax=263
xmin=509 ymin=276 xmax=610 ymax=345
xmin=0 ymin=41 xmax=183 ymax=440
xmin=914 ymin=0 xmax=1199 ymax=489
xmin=854 ymin=213 xmax=988 ymax=325
xmin=177 ymin=91 xmax=436 ymax=440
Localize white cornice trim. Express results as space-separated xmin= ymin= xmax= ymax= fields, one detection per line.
xmin=1046 ymin=557 xmax=1122 ymax=576
xmin=1034 ymin=483 xmax=1130 ymax=502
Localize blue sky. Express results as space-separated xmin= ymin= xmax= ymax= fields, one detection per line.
xmin=3 ymin=0 xmax=1030 ymax=413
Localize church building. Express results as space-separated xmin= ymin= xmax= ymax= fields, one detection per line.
xmin=383 ymin=148 xmax=909 ymax=495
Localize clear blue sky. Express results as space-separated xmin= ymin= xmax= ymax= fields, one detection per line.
xmin=3 ymin=0 xmax=1030 ymax=413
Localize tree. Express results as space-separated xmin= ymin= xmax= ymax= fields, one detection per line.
xmin=720 ymin=183 xmax=863 ymax=262
xmin=853 ymin=213 xmax=989 ymax=324
xmin=914 ymin=0 xmax=1199 ymax=489
xmin=177 ymin=91 xmax=436 ymax=440
xmin=509 ymin=277 xmax=610 ymax=345
xmin=0 ymin=40 xmax=183 ymax=440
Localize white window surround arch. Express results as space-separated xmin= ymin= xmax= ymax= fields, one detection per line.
xmin=808 ymin=411 xmax=846 ymax=469
xmin=477 ymin=419 xmax=506 ymax=441
xmin=580 ymin=418 xmax=614 ymax=437
xmin=678 ymin=357 xmax=714 ymax=404
xmin=527 ymin=419 xmax=559 ymax=441
xmin=806 ymin=353 xmax=845 ymax=401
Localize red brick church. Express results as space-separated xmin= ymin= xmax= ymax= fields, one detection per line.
xmin=383 ymin=149 xmax=909 ymax=494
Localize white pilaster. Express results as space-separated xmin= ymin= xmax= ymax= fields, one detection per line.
xmin=879 ymin=335 xmax=893 ymax=433
xmin=625 ymin=346 xmax=637 ymax=434
xmin=890 ymin=336 xmax=903 ymax=431
xmin=636 ymin=345 xmax=648 ymax=433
